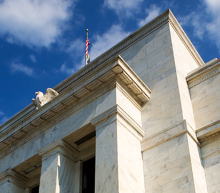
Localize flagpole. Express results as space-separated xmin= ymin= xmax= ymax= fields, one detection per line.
xmin=85 ymin=28 xmax=88 ymax=41
xmin=85 ymin=29 xmax=90 ymax=65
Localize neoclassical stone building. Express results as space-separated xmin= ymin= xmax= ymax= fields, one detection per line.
xmin=0 ymin=9 xmax=219 ymax=193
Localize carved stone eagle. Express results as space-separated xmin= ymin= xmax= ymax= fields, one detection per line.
xmin=32 ymin=88 xmax=59 ymax=110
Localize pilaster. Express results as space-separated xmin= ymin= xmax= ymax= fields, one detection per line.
xmin=39 ymin=141 xmax=79 ymax=193
xmin=93 ymin=106 xmax=145 ymax=193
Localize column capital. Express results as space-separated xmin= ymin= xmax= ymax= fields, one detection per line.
xmin=91 ymin=105 xmax=144 ymax=139
xmin=39 ymin=141 xmax=77 ymax=193
xmin=0 ymin=169 xmax=27 ymax=188
xmin=39 ymin=140 xmax=79 ymax=162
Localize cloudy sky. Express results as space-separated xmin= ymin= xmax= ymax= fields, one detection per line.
xmin=0 ymin=0 xmax=219 ymax=124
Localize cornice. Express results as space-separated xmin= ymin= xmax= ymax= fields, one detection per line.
xmin=187 ymin=58 xmax=220 ymax=88
xmin=196 ymin=120 xmax=220 ymax=142
xmin=168 ymin=11 xmax=204 ymax=66
xmin=0 ymin=56 xmax=150 ymax=149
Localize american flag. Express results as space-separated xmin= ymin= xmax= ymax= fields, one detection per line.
xmin=85 ymin=29 xmax=90 ymax=65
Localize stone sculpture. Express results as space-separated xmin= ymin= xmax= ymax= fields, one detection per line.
xmin=32 ymin=88 xmax=59 ymax=110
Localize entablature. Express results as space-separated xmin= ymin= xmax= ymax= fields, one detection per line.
xmin=0 ymin=55 xmax=151 ymax=152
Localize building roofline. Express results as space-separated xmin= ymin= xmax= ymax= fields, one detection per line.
xmin=187 ymin=58 xmax=219 ymax=79
xmin=54 ymin=9 xmax=204 ymax=93
xmin=0 ymin=9 xmax=204 ymax=129
xmin=0 ymin=56 xmax=151 ymax=144
xmin=187 ymin=58 xmax=220 ymax=88
xmin=167 ymin=10 xmax=204 ymax=66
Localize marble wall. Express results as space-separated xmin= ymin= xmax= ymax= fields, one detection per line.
xmin=0 ymin=10 xmax=219 ymax=193
xmin=201 ymin=134 xmax=220 ymax=193
xmin=190 ymin=70 xmax=220 ymax=129
xmin=121 ymin=18 xmax=208 ymax=193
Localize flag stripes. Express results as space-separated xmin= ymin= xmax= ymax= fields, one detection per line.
xmin=85 ymin=29 xmax=90 ymax=65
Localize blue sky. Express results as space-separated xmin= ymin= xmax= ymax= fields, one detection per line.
xmin=0 ymin=0 xmax=219 ymax=124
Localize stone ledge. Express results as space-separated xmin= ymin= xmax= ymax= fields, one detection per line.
xmin=187 ymin=58 xmax=220 ymax=88
xmin=196 ymin=120 xmax=220 ymax=142
xmin=141 ymin=120 xmax=198 ymax=151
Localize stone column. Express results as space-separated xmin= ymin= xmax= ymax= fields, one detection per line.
xmin=0 ymin=170 xmax=27 ymax=193
xmin=73 ymin=161 xmax=81 ymax=193
xmin=39 ymin=141 xmax=79 ymax=193
xmin=94 ymin=112 xmax=145 ymax=193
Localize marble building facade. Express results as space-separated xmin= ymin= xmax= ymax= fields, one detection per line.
xmin=0 ymin=9 xmax=219 ymax=193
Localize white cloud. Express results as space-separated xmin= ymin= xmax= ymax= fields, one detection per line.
xmin=58 ymin=25 xmax=129 ymax=73
xmin=138 ymin=5 xmax=161 ymax=27
xmin=67 ymin=38 xmax=85 ymax=70
xmin=104 ymin=0 xmax=143 ymax=16
xmin=180 ymin=12 xmax=206 ymax=39
xmin=181 ymin=0 xmax=220 ymax=52
xmin=30 ymin=54 xmax=37 ymax=63
xmin=59 ymin=63 xmax=75 ymax=75
xmin=0 ymin=111 xmax=8 ymax=125
xmin=90 ymin=25 xmax=129 ymax=60
xmin=11 ymin=63 xmax=34 ymax=76
xmin=0 ymin=0 xmax=73 ymax=47
xmin=205 ymin=0 xmax=220 ymax=13
xmin=204 ymin=0 xmax=220 ymax=50
xmin=67 ymin=38 xmax=84 ymax=57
